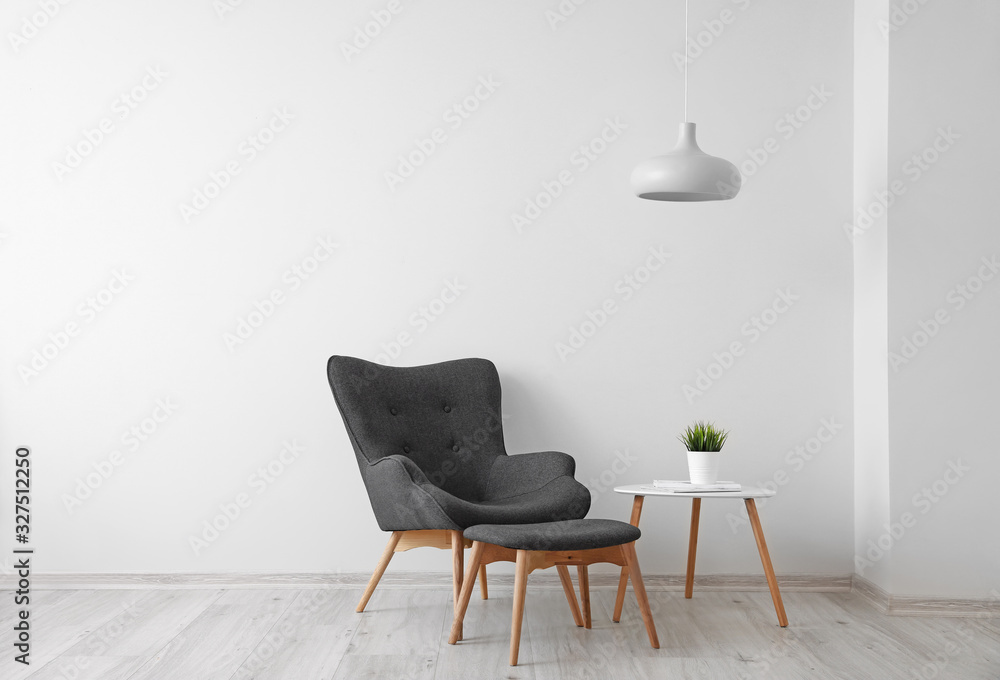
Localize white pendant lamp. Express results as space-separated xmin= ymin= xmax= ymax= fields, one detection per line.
xmin=631 ymin=0 xmax=741 ymax=201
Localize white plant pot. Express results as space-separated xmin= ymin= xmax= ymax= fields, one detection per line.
xmin=687 ymin=451 xmax=721 ymax=485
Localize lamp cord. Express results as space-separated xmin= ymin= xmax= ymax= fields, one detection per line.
xmin=684 ymin=0 xmax=689 ymax=121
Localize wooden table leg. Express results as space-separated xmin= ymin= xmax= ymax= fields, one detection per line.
xmin=745 ymin=499 xmax=788 ymax=627
xmin=356 ymin=531 xmax=402 ymax=613
xmin=448 ymin=541 xmax=484 ymax=644
xmin=613 ymin=495 xmax=645 ymax=622
xmin=685 ymin=498 xmax=702 ymax=599
xmin=478 ymin=563 xmax=489 ymax=600
xmin=510 ymin=549 xmax=529 ymax=666
xmin=556 ymin=565 xmax=584 ymax=627
xmin=451 ymin=530 xmax=465 ymax=641
xmin=578 ymin=565 xmax=591 ymax=629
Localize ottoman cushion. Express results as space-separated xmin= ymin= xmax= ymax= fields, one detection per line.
xmin=464 ymin=519 xmax=640 ymax=551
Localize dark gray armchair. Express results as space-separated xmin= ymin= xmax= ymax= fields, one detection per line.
xmin=327 ymin=355 xmax=591 ymax=616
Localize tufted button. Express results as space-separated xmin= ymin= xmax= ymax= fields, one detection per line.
xmin=403 ymin=445 xmax=410 ymax=453
xmin=443 ymin=405 xmax=451 ymax=413
xmin=452 ymin=444 xmax=460 ymax=452
xmin=390 ymin=408 xmax=398 ymax=415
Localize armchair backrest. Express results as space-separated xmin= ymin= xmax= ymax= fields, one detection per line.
xmin=327 ymin=355 xmax=507 ymax=502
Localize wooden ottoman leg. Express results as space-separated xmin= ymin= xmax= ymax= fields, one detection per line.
xmin=449 ymin=541 xmax=485 ymax=645
xmin=622 ymin=542 xmax=659 ymax=649
xmin=557 ymin=565 xmax=584 ymax=627
xmin=510 ymin=549 xmax=529 ymax=666
xmin=578 ymin=565 xmax=591 ymax=629
xmin=479 ymin=563 xmax=489 ymax=600
xmin=614 ymin=495 xmax=644 ymax=622
xmin=357 ymin=531 xmax=402 ymax=613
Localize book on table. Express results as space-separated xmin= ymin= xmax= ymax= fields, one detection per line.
xmin=651 ymin=480 xmax=742 ymax=492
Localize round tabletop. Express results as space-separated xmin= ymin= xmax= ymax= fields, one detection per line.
xmin=613 ymin=483 xmax=775 ymax=499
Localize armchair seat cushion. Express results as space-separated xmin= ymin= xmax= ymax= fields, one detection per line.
xmin=422 ymin=475 xmax=591 ymax=529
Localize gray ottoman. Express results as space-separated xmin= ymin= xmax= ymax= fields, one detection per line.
xmin=447 ymin=519 xmax=659 ymax=666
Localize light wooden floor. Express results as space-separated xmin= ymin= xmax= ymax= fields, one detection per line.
xmin=2 ymin=587 xmax=998 ymax=679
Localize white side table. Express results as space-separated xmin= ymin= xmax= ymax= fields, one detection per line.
xmin=612 ymin=484 xmax=788 ymax=627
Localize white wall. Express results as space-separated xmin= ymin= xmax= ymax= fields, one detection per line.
xmin=849 ymin=0 xmax=1000 ymax=602
xmin=0 ymin=0 xmax=854 ymax=577
xmin=852 ymin=0 xmax=892 ymax=593
xmin=883 ymin=0 xmax=1000 ymax=599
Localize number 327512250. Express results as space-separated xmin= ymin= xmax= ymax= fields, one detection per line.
xmin=15 ymin=447 xmax=30 ymax=542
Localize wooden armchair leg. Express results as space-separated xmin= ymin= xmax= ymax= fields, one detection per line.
xmin=577 ymin=565 xmax=591 ymax=629
xmin=479 ymin=563 xmax=489 ymax=600
xmin=357 ymin=531 xmax=402 ymax=613
xmin=622 ymin=542 xmax=659 ymax=649
xmin=613 ymin=568 xmax=629 ymax=622
xmin=614 ymin=494 xmax=645 ymax=622
xmin=556 ymin=565 xmax=584 ymax=627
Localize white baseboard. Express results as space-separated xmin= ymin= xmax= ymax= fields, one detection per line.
xmin=1 ymin=571 xmax=849 ymax=592
xmin=851 ymin=573 xmax=890 ymax=612
xmin=851 ymin=575 xmax=1000 ymax=618
xmin=4 ymin=571 xmax=995 ymax=617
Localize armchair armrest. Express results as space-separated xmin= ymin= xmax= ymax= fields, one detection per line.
xmin=484 ymin=450 xmax=578 ymax=501
xmin=369 ymin=454 xmax=432 ymax=485
xmin=361 ymin=455 xmax=459 ymax=531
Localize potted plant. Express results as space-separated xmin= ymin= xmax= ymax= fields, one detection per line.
xmin=678 ymin=421 xmax=729 ymax=485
